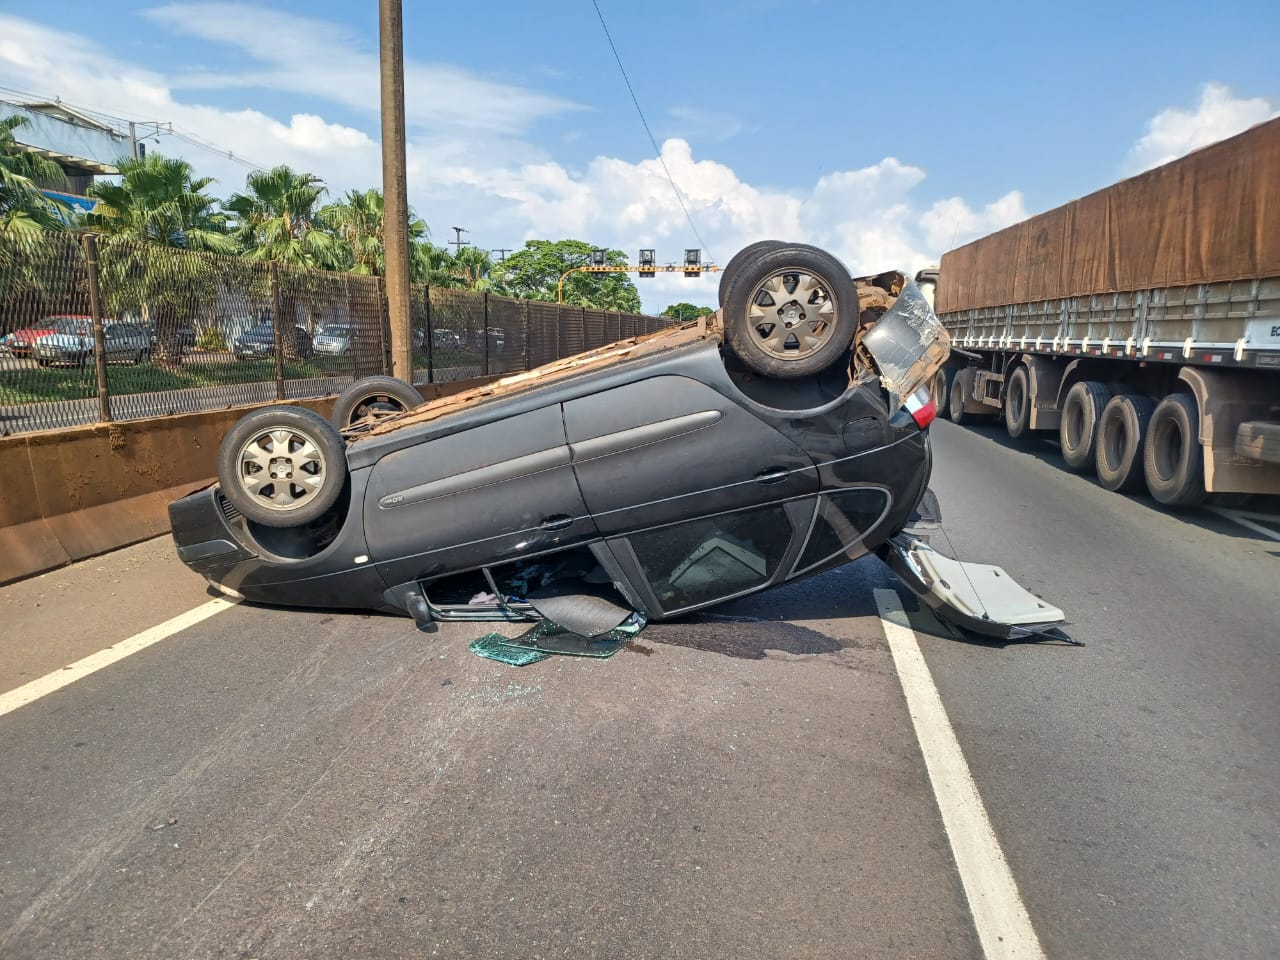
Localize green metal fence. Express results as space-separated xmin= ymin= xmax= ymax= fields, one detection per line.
xmin=0 ymin=231 xmax=670 ymax=436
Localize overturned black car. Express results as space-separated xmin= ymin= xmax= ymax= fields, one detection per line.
xmin=170 ymin=243 xmax=1066 ymax=641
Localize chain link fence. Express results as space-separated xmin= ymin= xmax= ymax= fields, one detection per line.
xmin=0 ymin=231 xmax=671 ymax=437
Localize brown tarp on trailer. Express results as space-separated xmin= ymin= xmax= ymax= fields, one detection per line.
xmin=937 ymin=117 xmax=1280 ymax=313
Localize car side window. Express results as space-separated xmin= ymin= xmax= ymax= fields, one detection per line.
xmin=791 ymin=488 xmax=891 ymax=576
xmin=627 ymin=505 xmax=794 ymax=611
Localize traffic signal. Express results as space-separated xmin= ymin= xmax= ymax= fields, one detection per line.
xmin=684 ymin=248 xmax=701 ymax=278
xmin=590 ymin=248 xmax=607 ymax=267
xmin=639 ymin=248 xmax=655 ymax=278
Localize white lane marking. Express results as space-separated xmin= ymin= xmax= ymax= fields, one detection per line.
xmin=1207 ymin=507 xmax=1280 ymax=543
xmin=874 ymin=588 xmax=1047 ymax=960
xmin=0 ymin=599 xmax=236 ymax=719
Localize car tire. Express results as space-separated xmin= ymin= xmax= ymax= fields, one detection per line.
xmin=718 ymin=241 xmax=786 ymax=306
xmin=1095 ymin=394 xmax=1154 ymax=492
xmin=1003 ymin=365 xmax=1032 ymax=439
xmin=331 ymin=375 xmax=422 ymax=431
xmin=217 ymin=406 xmax=348 ymax=528
xmin=721 ymin=244 xmax=858 ymax=378
xmin=1143 ymin=393 xmax=1207 ymax=507
xmin=1059 ymin=380 xmax=1110 ymax=472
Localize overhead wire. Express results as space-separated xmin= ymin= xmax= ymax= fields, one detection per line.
xmin=0 ymin=83 xmax=268 ymax=173
xmin=588 ymin=0 xmax=715 ymax=263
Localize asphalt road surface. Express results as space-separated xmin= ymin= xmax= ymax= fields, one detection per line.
xmin=0 ymin=419 xmax=1275 ymax=959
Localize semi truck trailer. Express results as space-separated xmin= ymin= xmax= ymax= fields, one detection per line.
xmin=920 ymin=117 xmax=1280 ymax=506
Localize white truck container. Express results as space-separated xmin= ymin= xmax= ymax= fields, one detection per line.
xmin=921 ymin=117 xmax=1280 ymax=505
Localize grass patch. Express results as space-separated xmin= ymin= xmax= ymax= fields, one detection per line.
xmin=0 ymin=355 xmax=354 ymax=405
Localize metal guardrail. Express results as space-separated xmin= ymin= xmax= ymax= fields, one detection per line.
xmin=0 ymin=231 xmax=670 ymax=436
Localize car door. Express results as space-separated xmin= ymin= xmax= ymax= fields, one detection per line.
xmin=563 ymin=374 xmax=818 ymax=536
xmin=563 ymin=373 xmax=819 ymax=614
xmin=362 ymin=404 xmax=594 ymax=588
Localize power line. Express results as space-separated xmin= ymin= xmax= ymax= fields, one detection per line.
xmin=589 ymin=0 xmax=715 ymax=264
xmin=0 ymin=83 xmax=269 ymax=172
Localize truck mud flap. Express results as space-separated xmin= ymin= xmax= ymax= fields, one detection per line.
xmin=881 ymin=533 xmax=1074 ymax=643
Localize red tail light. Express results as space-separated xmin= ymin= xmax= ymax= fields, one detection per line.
xmin=904 ymin=386 xmax=936 ymax=429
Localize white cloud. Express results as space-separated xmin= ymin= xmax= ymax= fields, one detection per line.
xmin=0 ymin=9 xmax=1027 ymax=310
xmin=1126 ymin=83 xmax=1277 ymax=173
xmin=144 ymin=3 xmax=581 ymax=136
xmin=919 ymin=191 xmax=1028 ymax=253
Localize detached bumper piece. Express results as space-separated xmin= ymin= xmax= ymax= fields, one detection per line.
xmin=883 ymin=534 xmax=1075 ymax=643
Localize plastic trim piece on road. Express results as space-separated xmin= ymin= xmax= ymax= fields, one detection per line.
xmin=0 ymin=599 xmax=236 ymax=719
xmin=875 ymin=587 xmax=1047 ymax=960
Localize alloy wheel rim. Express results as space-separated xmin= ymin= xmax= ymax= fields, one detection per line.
xmin=237 ymin=428 xmax=327 ymax=511
xmin=746 ymin=271 xmax=838 ymax=360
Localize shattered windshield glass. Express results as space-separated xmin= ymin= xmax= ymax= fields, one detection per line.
xmin=859 ymin=281 xmax=951 ymax=403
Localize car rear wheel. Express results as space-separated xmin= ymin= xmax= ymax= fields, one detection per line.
xmin=217 ymin=406 xmax=347 ymax=527
xmin=1059 ymin=380 xmax=1110 ymax=472
xmin=721 ymin=245 xmax=857 ymax=378
xmin=1095 ymin=394 xmax=1154 ymax=492
xmin=1143 ymin=393 xmax=1207 ymax=507
xmin=331 ymin=375 xmax=422 ymax=432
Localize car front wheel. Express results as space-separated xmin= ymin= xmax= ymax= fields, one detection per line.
xmin=217 ymin=406 xmax=348 ymax=527
xmin=331 ymin=375 xmax=422 ymax=432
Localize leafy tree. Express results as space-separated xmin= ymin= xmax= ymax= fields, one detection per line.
xmin=85 ymin=153 xmax=237 ymax=367
xmin=661 ymin=302 xmax=714 ymax=321
xmin=500 ymin=239 xmax=640 ymax=311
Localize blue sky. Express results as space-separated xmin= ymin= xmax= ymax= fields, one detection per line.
xmin=1 ymin=0 xmax=1277 ymax=309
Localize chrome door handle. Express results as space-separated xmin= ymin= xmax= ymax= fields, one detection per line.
xmin=540 ymin=514 xmax=574 ymax=531
xmin=756 ymin=467 xmax=788 ymax=484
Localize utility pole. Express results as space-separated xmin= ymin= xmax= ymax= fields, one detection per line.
xmin=450 ymin=227 xmax=470 ymax=253
xmin=379 ymin=0 xmax=412 ymax=382
xmin=491 ymin=248 xmax=512 ymax=263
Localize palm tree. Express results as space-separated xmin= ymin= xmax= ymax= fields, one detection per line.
xmin=86 ymin=154 xmax=234 ymax=253
xmin=322 ymin=187 xmax=429 ymax=277
xmin=0 ymin=114 xmax=74 ymax=312
xmin=449 ymin=245 xmax=505 ymax=293
xmin=1 ymin=114 xmax=73 ymax=234
xmin=225 ymin=165 xmax=341 ymax=268
xmin=85 ymin=153 xmax=236 ymax=366
xmin=226 ymin=166 xmax=344 ymax=358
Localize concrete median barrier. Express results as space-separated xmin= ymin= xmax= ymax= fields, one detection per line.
xmin=0 ymin=377 xmax=499 ymax=585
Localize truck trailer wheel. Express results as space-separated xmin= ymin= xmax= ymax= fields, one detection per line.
xmin=949 ymin=371 xmax=970 ymax=425
xmin=721 ymin=244 xmax=857 ymax=378
xmin=932 ymin=367 xmax=952 ymax=420
xmin=1143 ymin=393 xmax=1207 ymax=507
xmin=1003 ymin=366 xmax=1032 ymax=439
xmin=1095 ymin=394 xmax=1154 ymax=492
xmin=1059 ymin=380 xmax=1110 ymax=471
